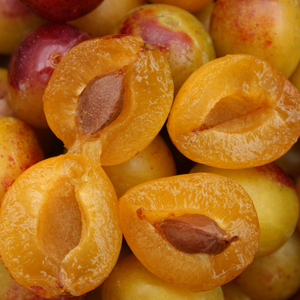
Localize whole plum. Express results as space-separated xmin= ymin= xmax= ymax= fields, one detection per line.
xmin=20 ymin=0 xmax=105 ymax=22
xmin=8 ymin=22 xmax=90 ymax=128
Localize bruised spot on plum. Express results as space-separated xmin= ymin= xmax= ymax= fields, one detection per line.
xmin=256 ymin=163 xmax=295 ymax=189
xmin=119 ymin=9 xmax=194 ymax=56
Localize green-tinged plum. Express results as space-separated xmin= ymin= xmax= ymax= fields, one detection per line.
xmin=0 ymin=0 xmax=46 ymax=55
xmin=210 ymin=0 xmax=300 ymax=78
xmin=190 ymin=163 xmax=300 ymax=257
xmin=0 ymin=116 xmax=44 ymax=201
xmin=101 ymin=254 xmax=224 ymax=300
xmin=115 ymin=4 xmax=216 ymax=94
xmin=102 ymin=134 xmax=177 ymax=198
xmin=234 ymin=230 xmax=300 ymax=300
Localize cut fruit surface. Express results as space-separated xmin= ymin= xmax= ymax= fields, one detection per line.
xmin=119 ymin=172 xmax=260 ymax=292
xmin=167 ymin=54 xmax=300 ymax=169
xmin=43 ymin=34 xmax=174 ymax=166
xmin=0 ymin=154 xmax=122 ymax=298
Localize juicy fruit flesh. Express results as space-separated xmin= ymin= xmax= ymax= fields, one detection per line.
xmin=0 ymin=154 xmax=122 ymax=298
xmin=202 ymin=94 xmax=270 ymax=133
xmin=119 ymin=172 xmax=260 ymax=292
xmin=167 ymin=54 xmax=300 ymax=169
xmin=38 ymin=182 xmax=82 ymax=265
xmin=43 ymin=34 xmax=174 ymax=166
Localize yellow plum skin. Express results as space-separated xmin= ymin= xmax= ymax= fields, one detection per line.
xmin=101 ymin=254 xmax=224 ymax=300
xmin=191 ymin=163 xmax=300 ymax=257
xmin=102 ymin=134 xmax=177 ymax=198
xmin=234 ymin=230 xmax=300 ymax=300
xmin=210 ymin=0 xmax=300 ymax=78
xmin=0 ymin=116 xmax=44 ymax=201
xmin=0 ymin=0 xmax=46 ymax=54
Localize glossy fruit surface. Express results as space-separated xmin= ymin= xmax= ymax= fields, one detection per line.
xmin=69 ymin=0 xmax=146 ymax=38
xmin=0 ymin=116 xmax=44 ymax=201
xmin=103 ymin=134 xmax=177 ymax=198
xmin=20 ymin=0 xmax=105 ymax=22
xmin=234 ymin=230 xmax=300 ymax=300
xmin=0 ymin=0 xmax=46 ymax=54
xmin=191 ymin=163 xmax=299 ymax=257
xmin=119 ymin=172 xmax=260 ymax=292
xmin=101 ymin=253 xmax=224 ymax=300
xmin=8 ymin=23 xmax=90 ymax=129
xmin=148 ymin=0 xmax=213 ymax=13
xmin=210 ymin=0 xmax=300 ymax=78
xmin=116 ymin=4 xmax=215 ymax=94
xmin=44 ymin=34 xmax=174 ymax=166
xmin=167 ymin=54 xmax=300 ymax=169
xmin=0 ymin=153 xmax=122 ymax=298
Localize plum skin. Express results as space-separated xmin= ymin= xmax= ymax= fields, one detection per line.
xmin=8 ymin=22 xmax=91 ymax=128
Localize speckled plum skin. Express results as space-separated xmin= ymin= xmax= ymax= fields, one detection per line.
xmin=20 ymin=0 xmax=105 ymax=22
xmin=210 ymin=0 xmax=300 ymax=78
xmin=8 ymin=22 xmax=90 ymax=128
xmin=0 ymin=117 xmax=44 ymax=201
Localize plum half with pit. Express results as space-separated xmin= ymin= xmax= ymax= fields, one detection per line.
xmin=20 ymin=0 xmax=105 ymax=22
xmin=7 ymin=22 xmax=90 ymax=129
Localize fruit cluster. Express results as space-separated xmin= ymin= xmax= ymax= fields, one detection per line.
xmin=1 ymin=0 xmax=300 ymax=299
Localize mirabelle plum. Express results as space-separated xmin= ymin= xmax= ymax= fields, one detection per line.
xmin=102 ymin=134 xmax=177 ymax=198
xmin=234 ymin=230 xmax=300 ymax=300
xmin=119 ymin=173 xmax=260 ymax=292
xmin=0 ymin=116 xmax=44 ymax=201
xmin=147 ymin=0 xmax=213 ymax=13
xmin=190 ymin=163 xmax=299 ymax=257
xmin=20 ymin=0 xmax=105 ymax=22
xmin=210 ymin=0 xmax=300 ymax=78
xmin=167 ymin=54 xmax=300 ymax=169
xmin=43 ymin=34 xmax=174 ymax=166
xmin=0 ymin=153 xmax=122 ymax=298
xmin=69 ymin=0 xmax=146 ymax=38
xmin=115 ymin=4 xmax=215 ymax=94
xmin=8 ymin=23 xmax=90 ymax=129
xmin=101 ymin=254 xmax=224 ymax=300
xmin=0 ymin=0 xmax=46 ymax=54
